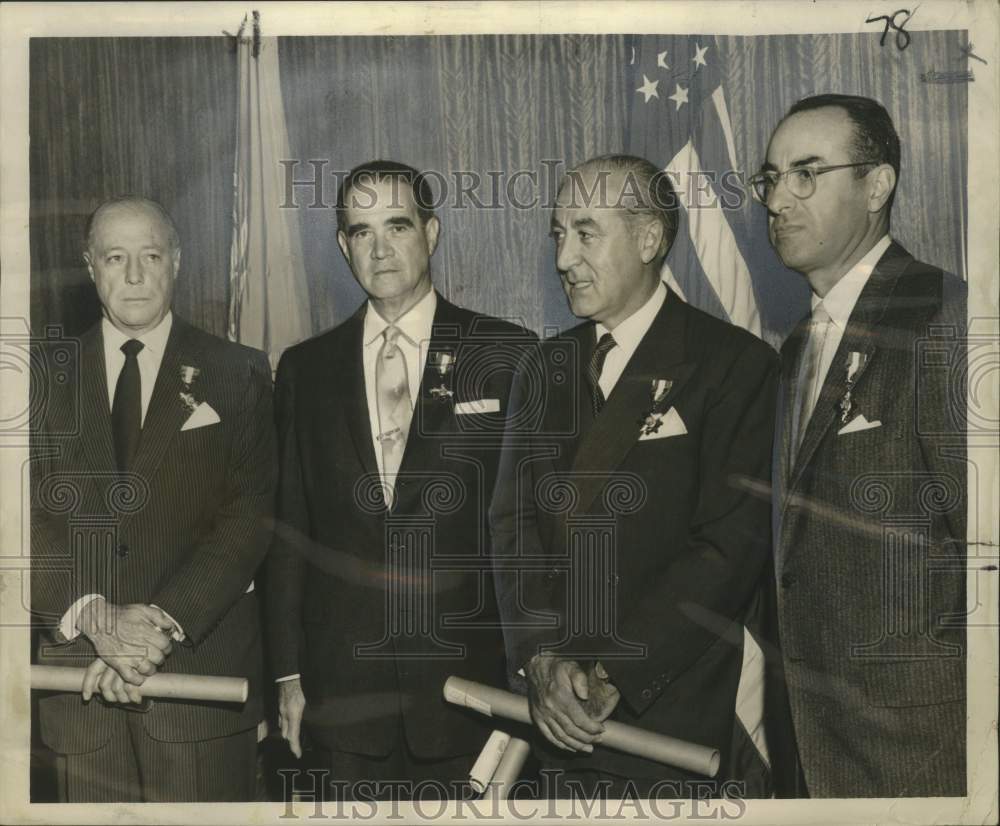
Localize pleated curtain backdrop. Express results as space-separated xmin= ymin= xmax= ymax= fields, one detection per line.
xmin=29 ymin=38 xmax=237 ymax=338
xmin=29 ymin=31 xmax=967 ymax=343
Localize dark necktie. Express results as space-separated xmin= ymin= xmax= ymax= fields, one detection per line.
xmin=112 ymin=339 xmax=144 ymax=472
xmin=586 ymin=332 xmax=617 ymax=417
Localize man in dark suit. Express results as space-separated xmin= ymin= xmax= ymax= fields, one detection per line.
xmin=752 ymin=94 xmax=967 ymax=797
xmin=489 ymin=155 xmax=779 ymax=798
xmin=265 ymin=161 xmax=532 ymax=799
xmin=30 ymin=196 xmax=276 ymax=801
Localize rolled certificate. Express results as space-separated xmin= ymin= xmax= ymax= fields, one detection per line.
xmin=31 ymin=665 xmax=248 ymax=704
xmin=469 ymin=730 xmax=511 ymax=793
xmin=444 ymin=676 xmax=719 ymax=778
xmin=485 ymin=737 xmax=530 ymax=800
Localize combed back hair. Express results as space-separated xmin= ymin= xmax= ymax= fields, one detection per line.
xmin=786 ymin=93 xmax=901 ymax=208
xmin=563 ymin=154 xmax=680 ymax=263
xmin=84 ymin=196 xmax=180 ymax=252
xmin=337 ymin=160 xmax=436 ymax=233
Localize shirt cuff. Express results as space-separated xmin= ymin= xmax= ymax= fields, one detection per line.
xmin=150 ymin=604 xmax=186 ymax=642
xmin=276 ymin=673 xmax=301 ymax=683
xmin=59 ymin=594 xmax=105 ymax=641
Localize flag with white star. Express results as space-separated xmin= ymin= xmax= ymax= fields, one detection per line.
xmin=626 ymin=41 xmax=769 ymax=783
xmin=625 ymin=36 xmax=761 ymax=337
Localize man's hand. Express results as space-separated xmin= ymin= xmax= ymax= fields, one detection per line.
xmin=278 ymin=678 xmax=306 ymax=758
xmin=582 ymin=661 xmax=621 ymax=721
xmin=77 ymin=599 xmax=174 ymax=684
xmin=526 ymin=654 xmax=613 ymax=752
xmin=81 ymin=658 xmax=143 ymax=705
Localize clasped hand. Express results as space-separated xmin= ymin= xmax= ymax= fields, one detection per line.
xmin=526 ymin=654 xmax=620 ymax=752
xmin=77 ymin=600 xmax=175 ymax=704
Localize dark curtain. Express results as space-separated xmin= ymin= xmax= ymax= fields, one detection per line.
xmin=29 ymin=37 xmax=237 ymax=338
xmin=29 ymin=31 xmax=967 ymax=343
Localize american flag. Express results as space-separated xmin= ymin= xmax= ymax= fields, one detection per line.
xmin=626 ymin=35 xmax=770 ymax=778
xmin=626 ymin=35 xmax=762 ymax=338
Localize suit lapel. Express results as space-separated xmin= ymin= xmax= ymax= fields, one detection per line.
xmin=129 ymin=319 xmax=201 ymax=485
xmin=341 ymin=308 xmax=380 ymax=483
xmin=553 ymin=328 xmax=594 ymax=474
xmin=394 ymin=295 xmax=463 ymax=491
xmin=786 ymin=243 xmax=911 ymax=494
xmin=78 ymin=324 xmax=116 ymax=473
xmin=569 ymin=291 xmax=695 ymax=515
xmin=776 ymin=321 xmax=808 ymax=500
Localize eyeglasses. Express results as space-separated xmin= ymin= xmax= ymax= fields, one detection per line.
xmin=748 ymin=162 xmax=876 ymax=205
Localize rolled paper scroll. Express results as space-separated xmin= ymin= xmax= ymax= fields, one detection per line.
xmin=485 ymin=737 xmax=531 ymax=800
xmin=31 ymin=665 xmax=248 ymax=703
xmin=444 ymin=676 xmax=719 ymax=778
xmin=469 ymin=730 xmax=511 ymax=793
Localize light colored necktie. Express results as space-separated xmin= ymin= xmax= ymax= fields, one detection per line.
xmin=375 ymin=325 xmax=413 ymax=504
xmin=793 ymin=304 xmax=833 ymax=454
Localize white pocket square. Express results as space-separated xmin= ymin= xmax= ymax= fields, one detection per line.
xmin=181 ymin=401 xmax=221 ymax=431
xmin=838 ymin=413 xmax=882 ymax=435
xmin=454 ymin=398 xmax=500 ymax=415
xmin=638 ymin=406 xmax=687 ymax=441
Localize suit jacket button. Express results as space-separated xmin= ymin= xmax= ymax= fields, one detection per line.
xmin=641 ymin=688 xmax=652 ymax=700
xmin=116 ymin=543 xmax=129 ymax=558
xmin=780 ymin=572 xmax=794 ymax=589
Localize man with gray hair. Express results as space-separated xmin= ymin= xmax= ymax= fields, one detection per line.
xmin=31 ymin=196 xmax=276 ymax=801
xmin=491 ymin=155 xmax=779 ymax=798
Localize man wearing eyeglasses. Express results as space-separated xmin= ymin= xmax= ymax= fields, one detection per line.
xmin=753 ymin=94 xmax=967 ymax=798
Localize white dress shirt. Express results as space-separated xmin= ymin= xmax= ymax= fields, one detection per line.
xmin=59 ymin=312 xmax=184 ymax=642
xmin=806 ymin=235 xmax=891 ymax=407
xmin=362 ymin=288 xmax=437 ymax=476
xmin=101 ymin=312 xmax=173 ymax=425
xmin=595 ymin=281 xmax=667 ymax=397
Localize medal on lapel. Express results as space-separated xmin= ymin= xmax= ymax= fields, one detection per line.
xmin=839 ymin=351 xmax=868 ymax=423
xmin=178 ymin=364 xmax=202 ymax=413
xmin=428 ymin=350 xmax=455 ymax=401
xmin=639 ymin=379 xmax=673 ymax=436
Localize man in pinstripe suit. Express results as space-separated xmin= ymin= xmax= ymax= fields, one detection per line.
xmin=30 ymin=196 xmax=277 ymax=801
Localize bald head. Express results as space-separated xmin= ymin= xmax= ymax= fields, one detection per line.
xmin=83 ymin=196 xmax=181 ymax=336
xmin=85 ymin=197 xmax=180 ymax=254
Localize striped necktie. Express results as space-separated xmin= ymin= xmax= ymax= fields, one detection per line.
xmin=586 ymin=332 xmax=617 ymax=417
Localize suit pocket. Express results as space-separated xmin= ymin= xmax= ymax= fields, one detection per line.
xmin=860 ymin=656 xmax=964 ymax=708
xmin=837 ymin=417 xmax=903 ymax=442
